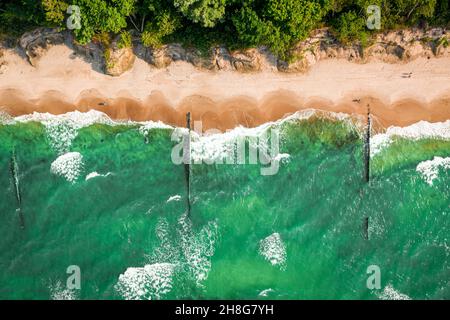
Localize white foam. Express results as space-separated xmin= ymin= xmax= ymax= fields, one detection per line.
xmin=178 ymin=213 xmax=219 ymax=285
xmin=377 ymin=284 xmax=411 ymax=300
xmin=371 ymin=120 xmax=450 ymax=157
xmin=85 ymin=171 xmax=112 ymax=181
xmin=139 ymin=121 xmax=173 ymax=136
xmin=50 ymin=152 xmax=83 ymax=183
xmin=166 ymin=195 xmax=181 ymax=203
xmin=370 ymin=134 xmax=392 ymax=157
xmin=0 ymin=110 xmax=13 ymax=123
xmin=49 ymin=281 xmax=78 ymax=300
xmin=150 ymin=218 xmax=180 ymax=263
xmin=14 ymin=110 xmax=115 ymax=154
xmin=258 ymin=288 xmax=274 ymax=297
xmin=179 ymin=109 xmax=345 ymax=164
xmin=384 ymin=120 xmax=450 ymax=139
xmin=145 ymin=214 xmax=219 ymax=288
xmin=116 ymin=263 xmax=176 ymax=300
xmin=416 ymin=156 xmax=450 ymax=185
xmin=259 ymin=232 xmax=287 ymax=269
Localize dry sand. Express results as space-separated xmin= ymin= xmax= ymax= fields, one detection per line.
xmin=0 ymin=44 xmax=449 ymax=130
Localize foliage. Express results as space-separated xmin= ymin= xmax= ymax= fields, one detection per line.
xmin=71 ymin=0 xmax=135 ymax=44
xmin=118 ymin=30 xmax=132 ymax=48
xmin=1 ymin=0 xmax=449 ymax=58
xmin=42 ymin=0 xmax=69 ymax=25
xmin=232 ymin=0 xmax=327 ymax=60
xmin=0 ymin=0 xmax=47 ymax=35
xmin=331 ymin=10 xmax=367 ymax=45
xmin=174 ymin=0 xmax=228 ymax=27
xmin=141 ymin=9 xmax=181 ymax=47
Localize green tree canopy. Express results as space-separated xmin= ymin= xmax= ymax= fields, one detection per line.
xmin=3 ymin=0 xmax=448 ymax=58
xmin=233 ymin=0 xmax=328 ymax=60
xmin=173 ymin=0 xmax=228 ymax=27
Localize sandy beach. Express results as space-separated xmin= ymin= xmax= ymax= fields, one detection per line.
xmin=1 ymin=44 xmax=450 ymax=131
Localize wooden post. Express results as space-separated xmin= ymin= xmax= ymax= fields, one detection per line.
xmin=363 ymin=216 xmax=369 ymax=240
xmin=10 ymin=149 xmax=24 ymax=229
xmin=184 ymin=112 xmax=191 ymax=216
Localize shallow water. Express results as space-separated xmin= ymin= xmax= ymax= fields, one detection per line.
xmin=0 ymin=112 xmax=448 ymax=299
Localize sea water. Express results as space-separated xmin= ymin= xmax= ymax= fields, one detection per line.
xmin=0 ymin=110 xmax=448 ymax=299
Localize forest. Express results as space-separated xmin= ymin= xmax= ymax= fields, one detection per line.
xmin=1 ymin=0 xmax=449 ymax=60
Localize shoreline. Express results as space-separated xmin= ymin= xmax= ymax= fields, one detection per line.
xmin=1 ymin=44 xmax=450 ymax=131
xmin=1 ymin=88 xmax=450 ymax=132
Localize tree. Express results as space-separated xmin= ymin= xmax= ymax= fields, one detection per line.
xmin=264 ymin=0 xmax=324 ymax=40
xmin=134 ymin=0 xmax=182 ymax=47
xmin=74 ymin=0 xmax=135 ymax=44
xmin=331 ymin=10 xmax=367 ymax=45
xmin=0 ymin=0 xmax=47 ymax=35
xmin=142 ymin=9 xmax=181 ymax=47
xmin=232 ymin=0 xmax=328 ymax=60
xmin=42 ymin=0 xmax=69 ymax=25
xmin=41 ymin=0 xmax=135 ymax=44
xmin=2 ymin=0 xmax=448 ymax=59
xmin=173 ymin=0 xmax=228 ymax=27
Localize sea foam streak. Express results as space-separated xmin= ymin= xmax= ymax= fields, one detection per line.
xmin=166 ymin=195 xmax=182 ymax=203
xmin=258 ymin=288 xmax=275 ymax=297
xmin=371 ymin=120 xmax=450 ymax=157
xmin=50 ymin=152 xmax=84 ymax=183
xmin=416 ymin=156 xmax=450 ymax=185
xmin=85 ymin=171 xmax=112 ymax=181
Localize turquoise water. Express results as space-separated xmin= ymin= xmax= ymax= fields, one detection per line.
xmin=0 ymin=113 xmax=448 ymax=299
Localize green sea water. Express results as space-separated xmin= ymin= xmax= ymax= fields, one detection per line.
xmin=0 ymin=112 xmax=448 ymax=300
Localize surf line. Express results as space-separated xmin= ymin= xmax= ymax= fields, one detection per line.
xmin=183 ymin=112 xmax=191 ymax=216
xmin=10 ymin=148 xmax=25 ymax=229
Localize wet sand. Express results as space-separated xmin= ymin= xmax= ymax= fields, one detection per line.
xmin=1 ymin=88 xmax=449 ymax=131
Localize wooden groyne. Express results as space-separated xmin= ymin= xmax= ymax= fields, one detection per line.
xmin=183 ymin=112 xmax=191 ymax=216
xmin=364 ymin=104 xmax=371 ymax=183
xmin=10 ymin=149 xmax=25 ymax=229
xmin=363 ymin=104 xmax=371 ymax=239
xmin=363 ymin=216 xmax=369 ymax=240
